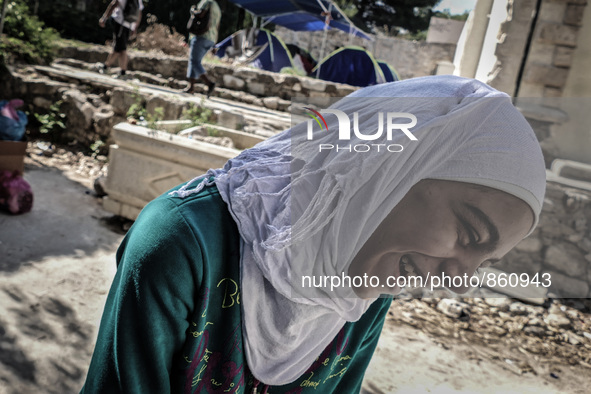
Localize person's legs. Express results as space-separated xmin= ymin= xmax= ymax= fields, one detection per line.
xmin=185 ymin=36 xmax=200 ymax=92
xmin=110 ymin=21 xmax=130 ymax=76
xmin=200 ymin=73 xmax=215 ymax=98
xmin=185 ymin=36 xmax=215 ymax=95
xmin=119 ymin=50 xmax=128 ymax=74
xmin=99 ymin=20 xmax=121 ymax=73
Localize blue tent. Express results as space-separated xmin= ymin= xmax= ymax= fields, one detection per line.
xmin=216 ymin=29 xmax=294 ymax=73
xmin=377 ymin=60 xmax=400 ymax=82
xmin=227 ymin=0 xmax=370 ymax=40
xmin=312 ymin=46 xmax=386 ymax=87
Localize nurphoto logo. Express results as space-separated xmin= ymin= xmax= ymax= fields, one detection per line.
xmin=304 ymin=108 xmax=418 ymax=153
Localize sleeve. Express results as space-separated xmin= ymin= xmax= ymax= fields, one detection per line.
xmin=334 ymin=298 xmax=393 ymax=394
xmin=81 ymin=197 xmax=203 ymax=393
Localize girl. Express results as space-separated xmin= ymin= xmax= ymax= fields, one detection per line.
xmin=81 ymin=75 xmax=546 ymax=393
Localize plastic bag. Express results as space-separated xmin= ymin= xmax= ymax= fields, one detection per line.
xmin=0 ymin=170 xmax=33 ymax=215
xmin=0 ymin=99 xmax=28 ymax=141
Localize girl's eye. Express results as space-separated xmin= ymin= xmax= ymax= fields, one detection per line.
xmin=458 ymin=223 xmax=480 ymax=246
xmin=467 ymin=224 xmax=481 ymax=244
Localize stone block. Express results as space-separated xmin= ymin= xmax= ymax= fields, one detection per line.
xmin=307 ymin=91 xmax=330 ymax=99
xmin=538 ymin=1 xmax=567 ymax=23
xmin=537 ymin=22 xmax=579 ymax=47
xmin=552 ymin=160 xmax=591 ymax=183
xmin=336 ymin=86 xmax=358 ymax=96
xmin=515 ymin=237 xmax=543 ymax=253
xmin=234 ymin=67 xmax=262 ymax=81
xmin=247 ymin=82 xmax=266 ymax=96
xmin=62 ymin=89 xmax=94 ymax=131
xmin=217 ymin=111 xmax=246 ymax=130
xmin=146 ymin=95 xmax=184 ymax=121
xmin=262 ymin=97 xmax=280 ymax=110
xmin=93 ymin=105 xmax=116 ymax=138
xmin=517 ymin=81 xmax=545 ymax=97
xmin=110 ymin=88 xmax=139 ymax=116
xmin=103 ymin=123 xmax=243 ymax=219
xmin=543 ymin=243 xmax=587 ymax=277
xmin=522 ymin=64 xmax=569 ymax=88
xmin=553 ymin=46 xmax=574 ymax=67
xmin=543 ymin=87 xmax=563 ymax=97
xmin=222 ymin=75 xmax=245 ymax=90
xmin=564 ymin=4 xmax=586 ymax=26
xmin=526 ymin=42 xmax=556 ymax=65
xmin=543 ymin=270 xmax=589 ymax=298
xmin=33 ymin=97 xmax=53 ymax=110
xmin=301 ymin=78 xmax=327 ymax=92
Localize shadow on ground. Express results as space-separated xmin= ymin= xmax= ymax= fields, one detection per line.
xmin=0 ymin=165 xmax=123 ymax=272
xmin=0 ymin=163 xmax=124 ymax=393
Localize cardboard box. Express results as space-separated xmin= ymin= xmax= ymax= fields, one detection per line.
xmin=0 ymin=140 xmax=27 ymax=175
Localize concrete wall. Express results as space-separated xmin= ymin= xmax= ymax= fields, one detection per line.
xmin=273 ymin=27 xmax=457 ymax=80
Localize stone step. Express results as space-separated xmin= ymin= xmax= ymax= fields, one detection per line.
xmin=33 ymin=63 xmax=292 ymax=137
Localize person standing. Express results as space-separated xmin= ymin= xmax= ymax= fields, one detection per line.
xmin=98 ymin=0 xmax=144 ymax=79
xmin=185 ymin=0 xmax=221 ymax=97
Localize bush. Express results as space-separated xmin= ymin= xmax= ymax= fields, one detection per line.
xmin=0 ymin=0 xmax=60 ymax=64
xmin=30 ymin=0 xmax=109 ymax=44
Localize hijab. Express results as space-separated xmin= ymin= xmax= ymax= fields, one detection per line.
xmin=170 ymin=75 xmax=546 ymax=385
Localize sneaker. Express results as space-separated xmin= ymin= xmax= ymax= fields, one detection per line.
xmin=95 ymin=63 xmax=107 ymax=74
xmin=114 ymin=73 xmax=131 ymax=81
xmin=207 ymin=82 xmax=216 ymax=98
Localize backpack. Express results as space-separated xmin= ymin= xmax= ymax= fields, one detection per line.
xmin=187 ymin=2 xmax=211 ymax=36
xmin=123 ymin=0 xmax=140 ymax=23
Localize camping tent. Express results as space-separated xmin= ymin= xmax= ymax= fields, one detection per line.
xmin=377 ymin=60 xmax=400 ymax=82
xmin=312 ymin=46 xmax=387 ymax=87
xmin=227 ymin=0 xmax=370 ymax=40
xmin=215 ymin=29 xmax=294 ymax=73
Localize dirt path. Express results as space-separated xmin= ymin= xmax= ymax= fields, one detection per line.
xmin=0 ymin=158 xmax=123 ymax=394
xmin=362 ymin=322 xmax=587 ymax=394
xmin=0 ymin=152 xmax=589 ymax=393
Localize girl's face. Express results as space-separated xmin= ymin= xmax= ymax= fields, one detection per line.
xmin=348 ymin=179 xmax=534 ymax=298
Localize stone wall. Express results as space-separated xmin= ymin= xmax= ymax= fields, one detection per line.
xmin=485 ymin=0 xmax=590 ymax=165
xmin=519 ymin=0 xmax=588 ymax=98
xmin=273 ymin=27 xmax=457 ymax=80
xmin=487 ymin=0 xmax=538 ymax=96
xmin=487 ymin=0 xmax=588 ymax=98
xmin=503 ymin=178 xmax=591 ymax=298
xmin=57 ymin=46 xmax=359 ymax=101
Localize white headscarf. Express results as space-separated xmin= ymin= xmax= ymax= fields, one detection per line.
xmin=171 ymin=75 xmax=546 ymax=385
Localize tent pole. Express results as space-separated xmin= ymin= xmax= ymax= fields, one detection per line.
xmin=315 ymin=3 xmax=332 ymax=78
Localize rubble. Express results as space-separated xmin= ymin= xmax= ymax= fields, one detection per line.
xmin=388 ymin=297 xmax=591 ymax=374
